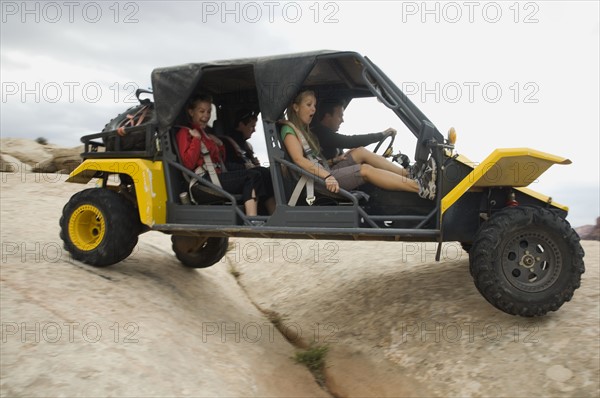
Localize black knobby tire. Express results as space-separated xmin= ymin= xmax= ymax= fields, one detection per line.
xmin=102 ymin=103 xmax=153 ymax=132
xmin=171 ymin=236 xmax=229 ymax=268
xmin=470 ymin=206 xmax=585 ymax=317
xmin=60 ymin=188 xmax=142 ymax=267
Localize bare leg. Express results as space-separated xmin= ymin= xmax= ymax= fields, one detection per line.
xmin=360 ymin=164 xmax=419 ymax=192
xmin=244 ymin=189 xmax=258 ymax=216
xmin=348 ymin=147 xmax=408 ymax=177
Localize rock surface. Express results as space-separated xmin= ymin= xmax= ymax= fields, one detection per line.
xmin=1 ymin=139 xmax=599 ymax=397
xmin=0 ymin=154 xmax=28 ymax=173
xmin=230 ymin=238 xmax=599 ymax=397
xmin=0 ymin=174 xmax=327 ymax=397
xmin=0 ymin=138 xmax=82 ymax=174
xmin=576 ymin=217 xmax=600 ymax=241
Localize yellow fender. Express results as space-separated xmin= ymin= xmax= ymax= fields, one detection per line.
xmin=442 ymin=148 xmax=571 ymax=214
xmin=66 ymin=159 xmax=167 ymax=226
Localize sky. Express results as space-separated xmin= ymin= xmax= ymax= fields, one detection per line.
xmin=1 ymin=0 xmax=599 ymax=226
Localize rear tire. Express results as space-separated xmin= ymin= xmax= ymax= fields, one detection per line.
xmin=60 ymin=188 xmax=142 ymax=267
xmin=470 ymin=207 xmax=584 ymax=316
xmin=171 ymin=236 xmax=229 ymax=268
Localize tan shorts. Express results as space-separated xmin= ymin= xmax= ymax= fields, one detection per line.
xmin=330 ymin=156 xmax=364 ymax=191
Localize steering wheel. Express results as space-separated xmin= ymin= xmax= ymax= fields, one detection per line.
xmin=373 ymin=132 xmax=395 ymax=157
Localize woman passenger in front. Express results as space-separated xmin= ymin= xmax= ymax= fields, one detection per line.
xmin=280 ymin=90 xmax=436 ymax=199
xmin=176 ymin=94 xmax=272 ymax=216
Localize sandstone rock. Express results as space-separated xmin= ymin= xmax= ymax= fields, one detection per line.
xmin=546 ymin=364 xmax=573 ymax=383
xmin=0 ymin=175 xmax=329 ymax=397
xmin=45 ymin=146 xmax=83 ymax=174
xmin=0 ymin=153 xmax=33 ymax=174
xmin=324 ymin=347 xmax=431 ymax=397
xmin=576 ymin=217 xmax=600 ymax=241
xmin=0 ymin=139 xmax=83 ymax=175
xmin=232 ymin=238 xmax=600 ymax=397
xmin=0 ymin=138 xmax=54 ymax=171
xmin=1 ymin=137 xmax=598 ymax=397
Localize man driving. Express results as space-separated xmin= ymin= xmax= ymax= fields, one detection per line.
xmin=310 ymin=98 xmax=396 ymax=163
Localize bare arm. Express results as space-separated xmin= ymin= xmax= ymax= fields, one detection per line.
xmin=283 ymin=134 xmax=339 ymax=193
xmin=283 ymin=134 xmax=327 ymax=177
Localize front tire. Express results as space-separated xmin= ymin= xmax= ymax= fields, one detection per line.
xmin=470 ymin=207 xmax=584 ymax=316
xmin=60 ymin=188 xmax=142 ymax=267
xmin=171 ymin=236 xmax=229 ymax=268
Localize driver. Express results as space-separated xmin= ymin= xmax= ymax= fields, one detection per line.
xmin=309 ymin=96 xmax=438 ymax=197
xmin=311 ymin=98 xmax=396 ymax=163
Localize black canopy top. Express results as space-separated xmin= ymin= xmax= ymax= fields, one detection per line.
xmin=150 ymin=50 xmax=370 ymax=131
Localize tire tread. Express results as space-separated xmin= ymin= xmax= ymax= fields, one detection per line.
xmin=470 ymin=207 xmax=584 ymax=316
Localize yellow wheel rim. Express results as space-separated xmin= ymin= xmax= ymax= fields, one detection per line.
xmin=68 ymin=205 xmax=106 ymax=251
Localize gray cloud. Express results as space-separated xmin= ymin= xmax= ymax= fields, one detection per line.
xmin=1 ymin=1 xmax=292 ymax=146
xmin=1 ymin=1 xmax=292 ymax=78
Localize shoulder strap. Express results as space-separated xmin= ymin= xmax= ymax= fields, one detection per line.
xmin=198 ymin=129 xmax=223 ymax=187
xmin=288 ymin=175 xmax=315 ymax=206
xmin=179 ymin=128 xmax=223 ymax=204
xmin=279 ymin=120 xmax=326 ymax=206
xmin=280 ymin=121 xmax=316 ymax=158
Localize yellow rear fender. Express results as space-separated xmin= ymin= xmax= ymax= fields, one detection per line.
xmin=442 ymin=148 xmax=571 ymax=214
xmin=66 ymin=159 xmax=166 ymax=226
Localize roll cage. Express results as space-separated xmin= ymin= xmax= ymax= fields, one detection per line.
xmin=155 ymin=51 xmax=447 ymax=239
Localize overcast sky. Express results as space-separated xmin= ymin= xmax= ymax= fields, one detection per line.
xmin=1 ymin=0 xmax=598 ymax=226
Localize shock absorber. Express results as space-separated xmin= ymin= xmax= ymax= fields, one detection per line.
xmin=506 ymin=190 xmax=519 ymax=207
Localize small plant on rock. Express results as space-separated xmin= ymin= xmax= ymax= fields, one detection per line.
xmin=294 ymin=345 xmax=329 ymax=385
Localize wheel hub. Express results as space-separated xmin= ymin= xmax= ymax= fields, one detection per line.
xmin=69 ymin=204 xmax=106 ymax=251
xmin=519 ymin=251 xmax=538 ymax=268
xmin=501 ymin=232 xmax=562 ymax=292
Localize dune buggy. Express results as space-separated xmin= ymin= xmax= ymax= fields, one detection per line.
xmin=60 ymin=51 xmax=584 ymax=317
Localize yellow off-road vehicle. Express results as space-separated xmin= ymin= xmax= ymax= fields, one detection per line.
xmin=60 ymin=51 xmax=585 ymax=317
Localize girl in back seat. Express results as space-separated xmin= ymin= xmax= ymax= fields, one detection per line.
xmin=176 ymin=94 xmax=271 ymax=216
